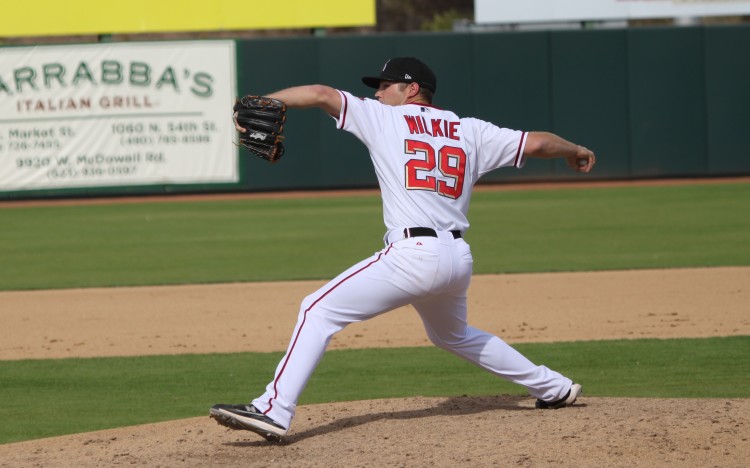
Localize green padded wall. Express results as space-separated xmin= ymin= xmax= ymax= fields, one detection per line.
xmin=550 ymin=29 xmax=630 ymax=180
xmin=705 ymin=25 xmax=750 ymax=175
xmin=472 ymin=31 xmax=555 ymax=182
xmin=627 ymin=27 xmax=708 ymax=178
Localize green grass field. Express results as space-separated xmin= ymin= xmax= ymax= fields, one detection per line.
xmin=1 ymin=181 xmax=749 ymax=444
xmin=1 ymin=182 xmax=749 ymax=290
xmin=0 ymin=337 xmax=748 ymax=444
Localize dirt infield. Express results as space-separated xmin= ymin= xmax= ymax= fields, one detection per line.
xmin=1 ymin=266 xmax=749 ymax=466
xmin=1 ymin=268 xmax=749 ymax=360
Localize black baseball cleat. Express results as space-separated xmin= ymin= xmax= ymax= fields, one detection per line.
xmin=535 ymin=383 xmax=582 ymax=409
xmin=209 ymin=403 xmax=287 ymax=442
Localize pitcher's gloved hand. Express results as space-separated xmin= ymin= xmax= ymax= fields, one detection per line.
xmin=233 ymin=96 xmax=287 ymax=163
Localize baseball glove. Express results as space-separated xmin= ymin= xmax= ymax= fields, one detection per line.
xmin=233 ymin=95 xmax=287 ymax=163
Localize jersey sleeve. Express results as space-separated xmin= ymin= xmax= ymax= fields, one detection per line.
xmin=334 ymin=90 xmax=387 ymax=147
xmin=462 ymin=117 xmax=528 ymax=177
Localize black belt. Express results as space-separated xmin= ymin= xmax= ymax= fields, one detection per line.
xmin=404 ymin=227 xmax=461 ymax=239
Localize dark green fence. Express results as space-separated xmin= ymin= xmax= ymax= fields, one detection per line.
xmin=235 ymin=24 xmax=750 ymax=192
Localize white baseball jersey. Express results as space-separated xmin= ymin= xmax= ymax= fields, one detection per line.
xmin=336 ymin=90 xmax=528 ymax=234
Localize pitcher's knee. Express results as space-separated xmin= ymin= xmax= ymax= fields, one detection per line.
xmin=299 ymin=293 xmax=318 ymax=313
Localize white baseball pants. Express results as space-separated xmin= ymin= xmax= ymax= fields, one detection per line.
xmin=252 ymin=229 xmax=572 ymax=429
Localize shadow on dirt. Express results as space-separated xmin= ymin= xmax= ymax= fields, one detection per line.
xmin=224 ymin=394 xmax=541 ymax=446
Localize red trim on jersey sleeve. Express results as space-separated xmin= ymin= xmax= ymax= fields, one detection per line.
xmin=338 ymin=90 xmax=349 ymax=129
xmin=514 ymin=131 xmax=527 ymax=168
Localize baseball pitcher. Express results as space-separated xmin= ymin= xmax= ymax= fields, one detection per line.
xmin=211 ymin=57 xmax=595 ymax=441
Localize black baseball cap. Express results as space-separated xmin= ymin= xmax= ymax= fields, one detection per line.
xmin=361 ymin=57 xmax=437 ymax=93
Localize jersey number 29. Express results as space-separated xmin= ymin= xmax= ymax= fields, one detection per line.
xmin=404 ymin=139 xmax=467 ymax=199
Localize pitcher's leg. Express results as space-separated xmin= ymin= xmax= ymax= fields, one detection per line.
xmin=414 ymin=295 xmax=571 ymax=401
xmin=253 ymin=245 xmax=422 ymax=428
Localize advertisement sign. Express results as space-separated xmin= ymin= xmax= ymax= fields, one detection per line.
xmin=0 ymin=41 xmax=237 ymax=191
xmin=1 ymin=0 xmax=375 ymax=37
xmin=476 ymin=0 xmax=750 ymax=24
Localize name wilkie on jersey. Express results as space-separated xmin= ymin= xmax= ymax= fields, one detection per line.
xmin=403 ymin=115 xmax=461 ymax=141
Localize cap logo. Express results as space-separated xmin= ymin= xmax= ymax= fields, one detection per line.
xmin=404 ymin=73 xmax=412 ymax=79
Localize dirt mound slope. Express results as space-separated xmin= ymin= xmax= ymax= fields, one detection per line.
xmin=2 ymin=396 xmax=747 ymax=467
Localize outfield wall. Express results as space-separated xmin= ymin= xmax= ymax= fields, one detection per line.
xmin=236 ymin=24 xmax=750 ymax=192
xmin=1 ymin=24 xmax=748 ymax=199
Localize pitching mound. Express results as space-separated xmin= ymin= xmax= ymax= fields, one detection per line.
xmin=1 ymin=396 xmax=748 ymax=466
